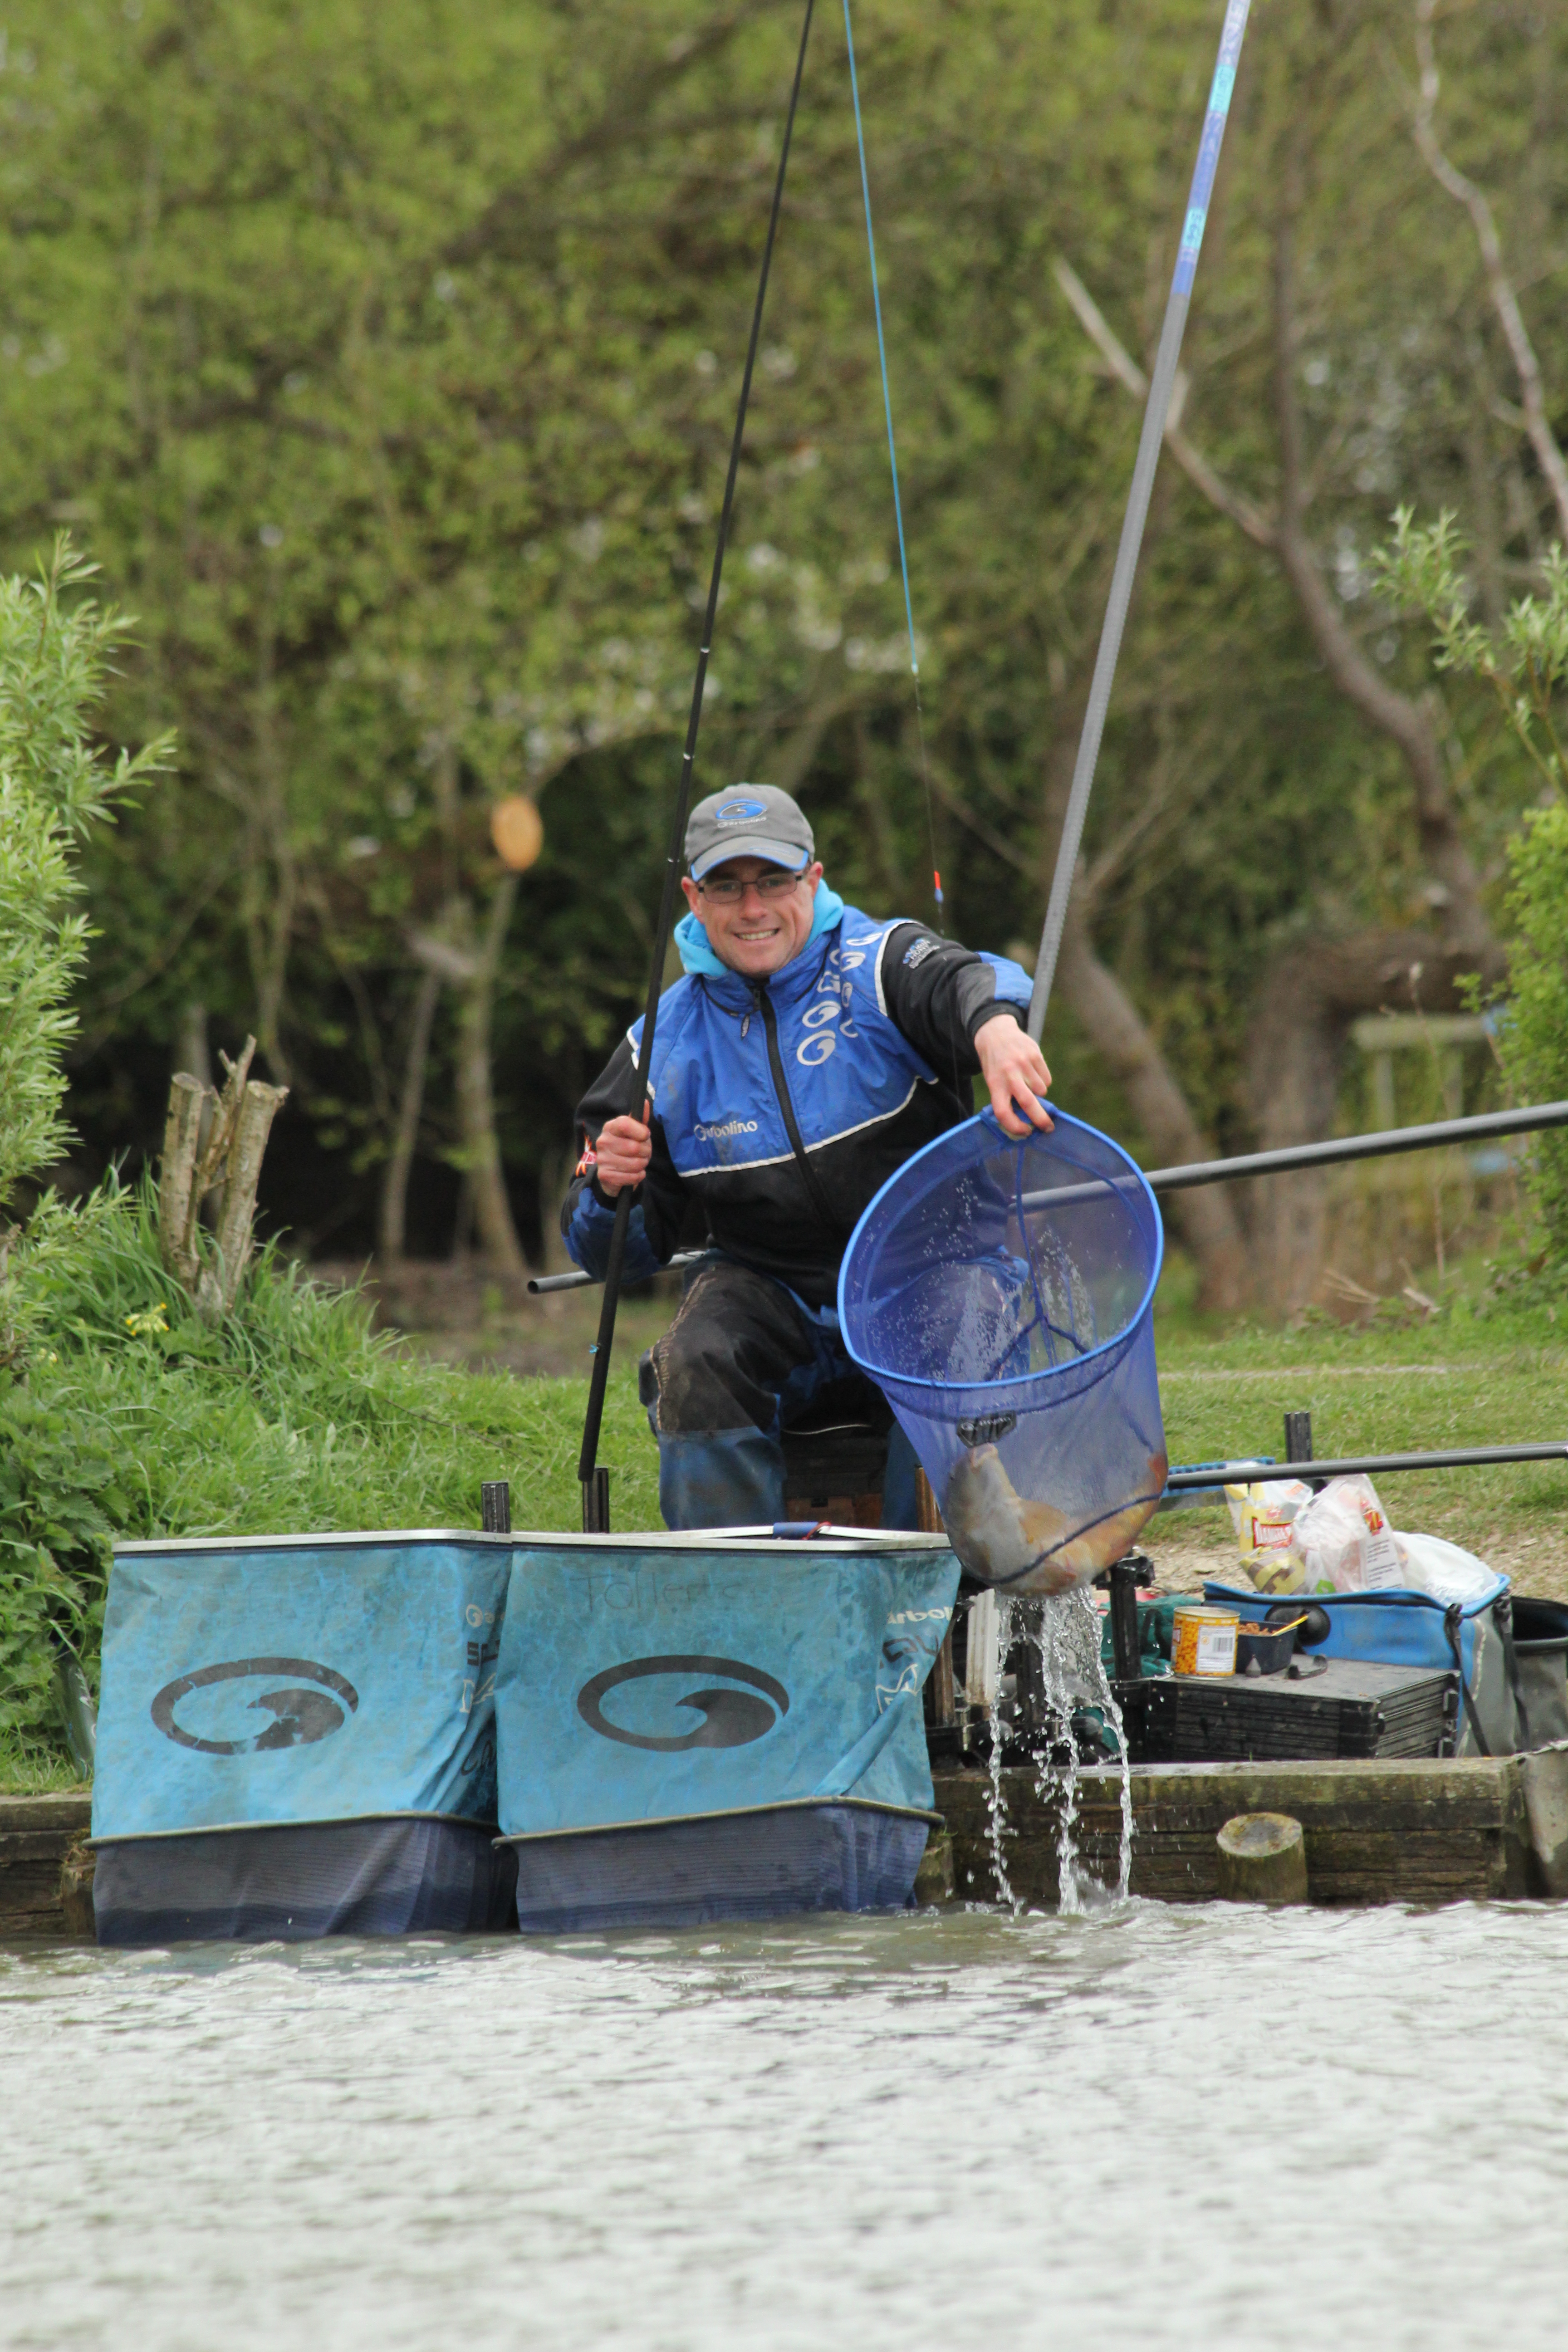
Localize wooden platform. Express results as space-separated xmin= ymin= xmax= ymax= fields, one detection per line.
xmin=935 ymin=1748 xmax=1568 ymax=1907
xmin=0 ymin=1795 xmax=94 ymax=1939
xmin=5 ymin=1750 xmax=1565 ymax=1937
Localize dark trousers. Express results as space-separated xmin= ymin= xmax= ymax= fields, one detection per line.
xmin=638 ymin=1260 xmax=918 ymax=1532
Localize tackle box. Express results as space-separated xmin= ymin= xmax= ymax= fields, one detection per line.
xmin=1119 ymin=1658 xmax=1459 ymax=1764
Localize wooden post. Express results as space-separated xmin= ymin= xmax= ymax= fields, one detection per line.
xmin=197 ymin=1079 xmax=289 ymax=1322
xmin=156 ymin=1034 xmax=287 ymax=1322
xmin=158 ymin=1075 xmax=207 ymax=1291
xmin=1215 ymin=1812 xmax=1308 ymax=1904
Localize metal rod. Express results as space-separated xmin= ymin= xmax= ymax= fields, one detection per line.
xmin=531 ymin=1247 xmax=711 ymax=1297
xmin=1028 ymin=0 xmax=1251 ymax=1038
xmin=1141 ymin=1098 xmax=1568 ymax=1193
xmin=536 ymin=1099 xmax=1568 ymax=1294
xmin=1019 ymin=1098 xmax=1568 ymax=1212
xmin=1166 ymin=1441 xmax=1568 ymax=1489
xmin=573 ymin=0 xmax=817 ymax=1529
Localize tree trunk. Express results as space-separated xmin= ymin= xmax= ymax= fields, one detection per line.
xmin=1036 ymin=686 xmax=1251 ymax=1313
xmin=1270 ymin=130 xmax=1493 ymax=959
xmin=1244 ymin=931 xmax=1496 ymax=1311
xmin=1055 ymin=908 xmax=1252 ymax=1312
xmin=454 ymin=876 xmax=526 ymax=1279
xmin=379 ymin=965 xmax=441 ymax=1264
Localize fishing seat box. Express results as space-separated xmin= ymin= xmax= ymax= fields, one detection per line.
xmin=92 ymin=1533 xmax=517 ymax=1945
xmin=492 ymin=1529 xmax=959 ymax=1934
xmin=1119 ymin=1658 xmax=1458 ymax=1765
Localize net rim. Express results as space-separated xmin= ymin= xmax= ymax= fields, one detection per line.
xmin=836 ymin=1105 xmax=1164 ymax=1400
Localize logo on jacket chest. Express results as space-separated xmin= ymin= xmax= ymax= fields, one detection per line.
xmin=792 ymin=946 xmax=862 ymax=1068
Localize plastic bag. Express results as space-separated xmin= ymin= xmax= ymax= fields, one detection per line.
xmin=1391 ymin=1530 xmax=1501 ymax=1607
xmin=1224 ymin=1478 xmax=1314 ymax=1594
xmin=1292 ymin=1475 xmax=1402 ymax=1592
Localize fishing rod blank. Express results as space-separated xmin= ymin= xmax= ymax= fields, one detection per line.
xmin=574 ymin=0 xmax=818 ymax=1533
xmin=1027 ymin=0 xmax=1252 ymax=1040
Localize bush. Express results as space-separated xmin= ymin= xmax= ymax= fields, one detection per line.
xmin=1497 ymin=805 xmax=1568 ymax=1258
xmin=1375 ymin=512 xmax=1568 ymax=1262
xmin=0 ymin=1178 xmax=656 ymax=1763
xmin=0 ymin=539 xmax=170 ymax=1210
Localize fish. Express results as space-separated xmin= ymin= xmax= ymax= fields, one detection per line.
xmin=941 ymin=1442 xmax=1169 ymax=1594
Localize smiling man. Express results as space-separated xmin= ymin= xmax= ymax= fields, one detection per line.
xmin=561 ymin=784 xmax=1053 ymax=1530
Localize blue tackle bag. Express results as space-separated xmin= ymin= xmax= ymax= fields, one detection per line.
xmin=494 ymin=1531 xmax=959 ymax=1932
xmin=92 ymin=1533 xmax=516 ymax=1945
xmin=1205 ymin=1576 xmax=1529 ymax=1757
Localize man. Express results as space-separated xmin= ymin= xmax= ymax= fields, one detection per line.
xmin=562 ymin=784 xmax=1054 ymax=1529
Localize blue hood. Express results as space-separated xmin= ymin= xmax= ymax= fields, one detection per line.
xmin=675 ymin=883 xmax=846 ymax=979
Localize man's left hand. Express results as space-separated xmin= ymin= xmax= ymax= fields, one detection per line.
xmin=974 ymin=1013 xmax=1054 ymax=1139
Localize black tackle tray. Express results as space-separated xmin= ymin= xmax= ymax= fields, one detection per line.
xmin=1120 ymin=1659 xmax=1460 ymax=1764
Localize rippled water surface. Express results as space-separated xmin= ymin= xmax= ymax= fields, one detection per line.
xmin=4 ymin=1900 xmax=1567 ymax=2349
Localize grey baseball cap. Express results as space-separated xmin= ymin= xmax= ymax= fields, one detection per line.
xmin=685 ymin=784 xmax=814 ymax=882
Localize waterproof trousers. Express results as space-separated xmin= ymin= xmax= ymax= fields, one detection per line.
xmin=638 ymin=1259 xmax=919 ymax=1532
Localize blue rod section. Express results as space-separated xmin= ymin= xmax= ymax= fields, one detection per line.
xmin=1028 ymin=0 xmax=1252 ymax=1038
xmin=843 ymin=0 xmax=918 ymax=677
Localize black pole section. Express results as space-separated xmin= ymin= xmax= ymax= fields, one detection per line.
xmin=1143 ymin=1098 xmax=1568 ymax=1194
xmin=574 ymin=0 xmax=817 ymax=1534
xmin=1165 ymin=1441 xmax=1568 ymax=1489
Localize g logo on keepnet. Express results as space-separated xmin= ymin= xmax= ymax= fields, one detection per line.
xmin=715 ymin=796 xmax=768 ymax=824
xmin=576 ymin=1656 xmax=789 ymax=1752
xmin=150 ymin=1657 xmax=359 ymax=1755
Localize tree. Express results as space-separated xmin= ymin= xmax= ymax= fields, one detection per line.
xmin=1 ymin=0 xmax=1563 ymax=1309
xmin=0 ymin=540 xmax=168 ymax=1212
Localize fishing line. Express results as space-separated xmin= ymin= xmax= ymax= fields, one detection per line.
xmin=843 ymin=0 xmax=944 ymax=929
xmin=1026 ymin=0 xmax=1252 ymax=1040
xmin=576 ymin=0 xmax=818 ymax=1530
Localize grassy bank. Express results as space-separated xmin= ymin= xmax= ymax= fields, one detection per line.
xmin=1151 ymin=1261 xmax=1568 ymax=1593
xmin=0 ymin=1180 xmax=660 ymax=1784
xmin=2 ymin=1187 xmax=1564 ymax=1790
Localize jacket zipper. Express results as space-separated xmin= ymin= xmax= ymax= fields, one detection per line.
xmin=756 ymin=985 xmax=846 ymax=1239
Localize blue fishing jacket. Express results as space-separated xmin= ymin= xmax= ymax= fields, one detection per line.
xmin=562 ymin=892 xmax=1031 ymax=1310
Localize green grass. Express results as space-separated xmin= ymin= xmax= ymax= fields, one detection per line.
xmin=13 ymin=1181 xmax=662 ymax=1542
xmin=0 ymin=1730 xmax=87 ymax=1794
xmin=1152 ymin=1252 xmax=1568 ymax=1581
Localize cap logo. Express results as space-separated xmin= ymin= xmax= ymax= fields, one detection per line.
xmin=716 ymin=796 xmax=768 ymax=824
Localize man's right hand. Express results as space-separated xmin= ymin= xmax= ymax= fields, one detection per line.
xmin=593 ymin=1111 xmax=652 ymax=1197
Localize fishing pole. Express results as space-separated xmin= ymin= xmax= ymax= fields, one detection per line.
xmin=1027 ymin=0 xmax=1252 ymax=1039
xmin=575 ymin=0 xmax=818 ymax=1534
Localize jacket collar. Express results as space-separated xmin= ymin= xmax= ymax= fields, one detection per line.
xmin=674 ymin=883 xmax=845 ymax=1007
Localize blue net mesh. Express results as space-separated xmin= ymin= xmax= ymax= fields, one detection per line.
xmin=839 ymin=1109 xmax=1166 ymax=1592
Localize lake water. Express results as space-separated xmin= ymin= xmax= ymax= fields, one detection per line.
xmin=3 ymin=1899 xmax=1566 ymax=2349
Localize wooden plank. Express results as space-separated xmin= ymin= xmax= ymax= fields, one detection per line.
xmin=934 ymin=1759 xmax=1533 ymax=1908
xmin=0 ymin=1795 xmax=94 ymax=1940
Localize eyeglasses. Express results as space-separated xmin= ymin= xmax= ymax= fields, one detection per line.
xmin=696 ymin=870 xmax=804 ymax=905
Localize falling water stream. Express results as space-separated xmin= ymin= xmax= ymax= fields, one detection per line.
xmin=975 ymin=1584 xmax=1134 ymax=1912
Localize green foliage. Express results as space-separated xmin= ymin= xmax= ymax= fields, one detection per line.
xmin=0 ymin=1176 xmax=658 ymax=1757
xmin=1376 ymin=511 xmax=1568 ymax=804
xmin=1499 ymin=804 xmax=1568 ymax=1256
xmin=0 ymin=541 xmax=169 ymax=1207
xmin=1 ymin=0 xmax=1561 ymax=1226
xmin=1376 ymin=511 xmax=1568 ymax=1255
